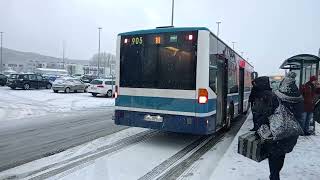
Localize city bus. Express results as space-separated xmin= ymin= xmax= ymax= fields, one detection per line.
xmin=114 ymin=27 xmax=254 ymax=134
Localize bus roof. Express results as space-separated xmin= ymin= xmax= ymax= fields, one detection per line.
xmin=118 ymin=27 xmax=210 ymax=36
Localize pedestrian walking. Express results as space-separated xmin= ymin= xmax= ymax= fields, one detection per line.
xmin=301 ymin=75 xmax=317 ymax=135
xmin=255 ymin=72 xmax=303 ymax=180
xmin=249 ymin=76 xmax=272 ymax=131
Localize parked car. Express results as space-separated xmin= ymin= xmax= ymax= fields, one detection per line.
xmin=87 ymin=79 xmax=115 ymax=97
xmin=72 ymin=74 xmax=83 ymax=79
xmin=42 ymin=74 xmax=59 ymax=83
xmin=80 ymin=75 xmax=98 ymax=83
xmin=0 ymin=74 xmax=7 ymax=86
xmin=52 ymin=78 xmax=88 ymax=93
xmin=7 ymin=73 xmax=52 ymax=90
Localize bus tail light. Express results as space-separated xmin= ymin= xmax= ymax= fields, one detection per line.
xmin=198 ymin=88 xmax=208 ymax=104
xmin=155 ymin=36 xmax=161 ymax=44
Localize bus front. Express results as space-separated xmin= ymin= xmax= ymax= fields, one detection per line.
xmin=114 ymin=28 xmax=207 ymax=134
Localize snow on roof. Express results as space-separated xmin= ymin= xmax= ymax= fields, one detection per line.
xmin=36 ymin=68 xmax=68 ymax=73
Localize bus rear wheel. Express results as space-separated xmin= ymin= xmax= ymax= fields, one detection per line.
xmin=225 ymin=104 xmax=234 ymax=131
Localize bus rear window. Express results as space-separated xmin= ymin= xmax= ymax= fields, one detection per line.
xmin=120 ymin=31 xmax=197 ymax=90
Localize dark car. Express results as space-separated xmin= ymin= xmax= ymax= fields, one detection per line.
xmin=80 ymin=75 xmax=98 ymax=83
xmin=42 ymin=75 xmax=58 ymax=83
xmin=0 ymin=74 xmax=7 ymax=86
xmin=7 ymin=73 xmax=52 ymax=90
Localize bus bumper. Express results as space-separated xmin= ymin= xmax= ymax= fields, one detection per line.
xmin=114 ymin=110 xmax=216 ymax=135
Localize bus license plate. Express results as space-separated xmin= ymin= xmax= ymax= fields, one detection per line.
xmin=144 ymin=115 xmax=163 ymax=122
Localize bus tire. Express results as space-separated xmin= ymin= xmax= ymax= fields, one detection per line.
xmin=225 ymin=103 xmax=234 ymax=131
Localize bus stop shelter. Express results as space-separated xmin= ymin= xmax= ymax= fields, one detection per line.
xmin=280 ymin=54 xmax=320 ymax=87
xmin=280 ymin=54 xmax=320 ymax=133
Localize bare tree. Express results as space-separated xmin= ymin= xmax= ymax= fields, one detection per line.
xmin=90 ymin=52 xmax=115 ymax=68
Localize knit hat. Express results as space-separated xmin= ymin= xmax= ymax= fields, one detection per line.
xmin=275 ymin=72 xmax=303 ymax=102
xmin=253 ymin=76 xmax=272 ymax=91
xmin=310 ymin=75 xmax=317 ymax=82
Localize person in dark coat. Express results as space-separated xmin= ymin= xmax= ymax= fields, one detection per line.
xmin=255 ymin=72 xmax=303 ymax=180
xmin=249 ymin=76 xmax=272 ymax=131
xmin=301 ymin=75 xmax=317 ymax=135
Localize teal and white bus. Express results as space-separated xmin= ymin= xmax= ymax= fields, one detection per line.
xmin=114 ymin=27 xmax=253 ymax=134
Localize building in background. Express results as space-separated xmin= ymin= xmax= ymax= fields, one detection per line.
xmin=270 ymin=75 xmax=285 ymax=90
xmin=66 ymin=64 xmax=84 ymax=75
xmin=83 ymin=65 xmax=104 ymax=76
xmin=1 ymin=48 xmax=116 ymax=76
xmin=35 ymin=68 xmax=68 ymax=76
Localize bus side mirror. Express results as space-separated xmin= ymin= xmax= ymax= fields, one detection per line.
xmin=251 ymin=72 xmax=258 ymax=80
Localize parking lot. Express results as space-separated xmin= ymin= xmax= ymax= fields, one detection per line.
xmin=0 ymin=86 xmax=115 ymax=122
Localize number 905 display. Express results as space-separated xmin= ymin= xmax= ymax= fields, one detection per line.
xmin=131 ymin=37 xmax=143 ymax=45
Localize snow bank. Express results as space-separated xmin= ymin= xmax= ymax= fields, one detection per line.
xmin=210 ymin=115 xmax=320 ymax=180
xmin=0 ymin=87 xmax=114 ymax=121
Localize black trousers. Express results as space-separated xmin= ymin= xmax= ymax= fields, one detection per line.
xmin=252 ymin=112 xmax=259 ymax=130
xmin=268 ymin=154 xmax=286 ymax=180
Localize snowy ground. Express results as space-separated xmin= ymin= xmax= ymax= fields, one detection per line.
xmin=0 ymin=128 xmax=202 ymax=180
xmin=1 ymin=89 xmax=319 ymax=180
xmin=0 ymin=118 xmax=243 ymax=180
xmin=210 ymin=115 xmax=320 ymax=180
xmin=0 ymin=86 xmax=114 ymax=121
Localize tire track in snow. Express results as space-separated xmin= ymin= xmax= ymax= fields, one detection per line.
xmin=2 ymin=130 xmax=160 ymax=180
xmin=139 ymin=115 xmax=247 ymax=180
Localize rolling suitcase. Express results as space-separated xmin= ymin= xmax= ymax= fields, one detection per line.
xmin=238 ymin=132 xmax=267 ymax=162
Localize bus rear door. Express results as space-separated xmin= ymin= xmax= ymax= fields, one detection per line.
xmin=216 ymin=57 xmax=228 ymax=127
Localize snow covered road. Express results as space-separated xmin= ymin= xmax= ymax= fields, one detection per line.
xmin=0 ymin=109 xmax=126 ymax=172
xmin=0 ymin=116 xmax=247 ymax=180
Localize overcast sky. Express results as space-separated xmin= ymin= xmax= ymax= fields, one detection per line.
xmin=0 ymin=0 xmax=319 ymax=75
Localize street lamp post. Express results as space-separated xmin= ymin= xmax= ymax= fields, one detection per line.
xmin=232 ymin=41 xmax=236 ymax=50
xmin=216 ymin=21 xmax=221 ymax=37
xmin=98 ymin=27 xmax=102 ymax=77
xmin=62 ymin=40 xmax=66 ymax=69
xmin=0 ymin=32 xmax=3 ymax=73
xmin=171 ymin=0 xmax=175 ymax=26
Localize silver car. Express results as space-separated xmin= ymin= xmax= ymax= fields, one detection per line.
xmin=52 ymin=78 xmax=88 ymax=93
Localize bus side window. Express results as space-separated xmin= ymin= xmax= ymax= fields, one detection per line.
xmin=228 ymin=62 xmax=238 ymax=94
xmin=209 ymin=66 xmax=217 ymax=93
xmin=244 ymin=71 xmax=252 ymax=92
